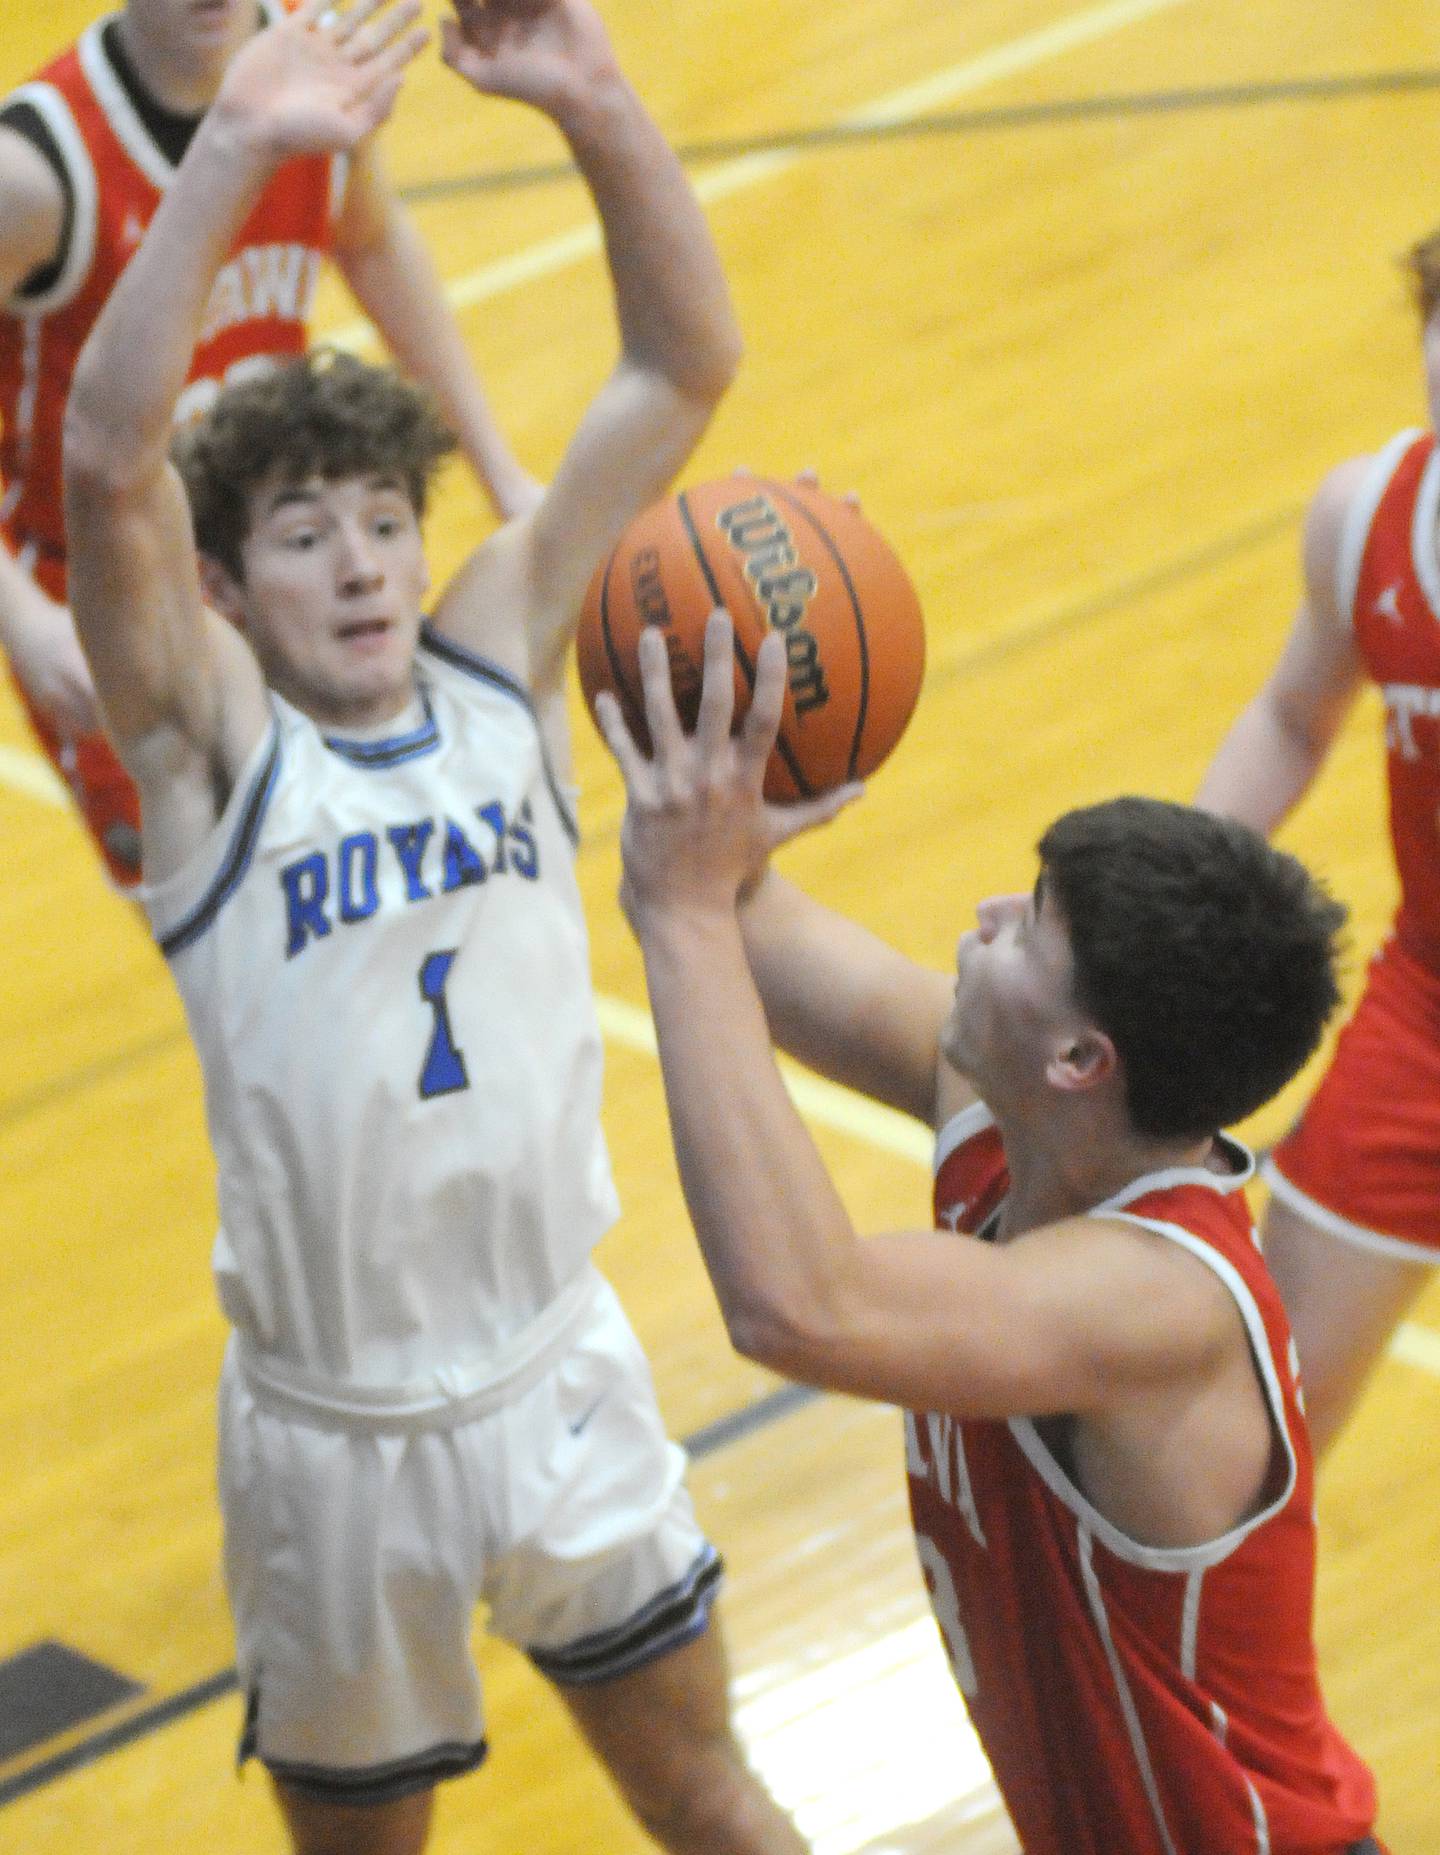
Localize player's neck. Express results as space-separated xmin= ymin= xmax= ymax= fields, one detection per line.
xmin=114 ymin=8 xmax=257 ymax=116
xmin=995 ymin=1107 xmax=1214 ymax=1237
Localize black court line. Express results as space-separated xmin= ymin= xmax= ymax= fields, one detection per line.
xmin=0 ymin=1383 xmax=824 ymax=1808
xmin=925 ymin=501 xmax=1304 ymax=693
xmin=397 ymin=68 xmax=1440 ymax=205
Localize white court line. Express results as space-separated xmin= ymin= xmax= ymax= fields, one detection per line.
xmin=326 ymin=0 xmax=1197 ymax=351
xmin=0 ymin=743 xmax=66 ymax=806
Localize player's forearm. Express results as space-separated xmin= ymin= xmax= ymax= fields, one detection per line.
xmin=1195 ymin=694 xmax=1331 ymax=836
xmin=65 ymin=117 xmax=273 ymax=492
xmin=557 ymin=78 xmax=740 ymax=406
xmin=636 ymin=902 xmax=861 ymax=1379
xmin=337 ymin=208 xmax=535 ymax=518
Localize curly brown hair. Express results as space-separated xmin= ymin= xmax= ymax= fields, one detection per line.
xmin=1404 ymin=226 xmax=1440 ymax=325
xmin=173 ymin=349 xmax=457 ymax=580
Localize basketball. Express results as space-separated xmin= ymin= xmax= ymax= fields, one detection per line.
xmin=576 ymin=473 xmax=925 ymax=800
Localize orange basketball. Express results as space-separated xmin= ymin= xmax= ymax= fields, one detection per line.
xmin=576 ymin=474 xmax=925 ymax=800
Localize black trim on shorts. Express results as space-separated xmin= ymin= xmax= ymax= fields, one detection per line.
xmin=240 ymin=1686 xmax=488 ymax=1804
xmin=528 ymin=1544 xmax=724 ymax=1687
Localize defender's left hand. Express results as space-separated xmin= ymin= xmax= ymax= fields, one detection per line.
xmin=214 ymin=0 xmax=428 ymax=160
xmin=597 ymin=610 xmax=860 ymax=927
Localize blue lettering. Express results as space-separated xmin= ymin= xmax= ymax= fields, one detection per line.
xmin=387 ymin=820 xmax=435 ymax=902
xmin=338 ymin=831 xmax=380 ymax=922
xmin=440 ymin=818 xmax=487 ymax=892
xmin=477 ymin=801 xmax=509 ymax=876
xmin=508 ymin=798 xmax=539 ymax=880
xmin=281 ymin=851 xmax=332 ymax=957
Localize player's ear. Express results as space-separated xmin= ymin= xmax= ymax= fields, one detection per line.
xmin=1045 ymin=1026 xmax=1117 ymax=1094
xmin=199 ymin=553 xmax=246 ymax=628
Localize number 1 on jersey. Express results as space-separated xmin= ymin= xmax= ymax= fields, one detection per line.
xmin=418 ymin=949 xmax=470 ymax=1098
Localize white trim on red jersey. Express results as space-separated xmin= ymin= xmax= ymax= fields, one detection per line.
xmin=1335 ymin=427 xmax=1421 ymax=627
xmin=1410 ymin=437 xmax=1440 ymax=620
xmin=3 ymin=82 xmax=100 ymax=314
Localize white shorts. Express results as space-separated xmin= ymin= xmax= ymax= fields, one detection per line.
xmin=219 ymin=1273 xmax=720 ymax=1805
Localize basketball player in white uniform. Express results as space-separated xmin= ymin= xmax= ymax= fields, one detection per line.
xmin=61 ymin=4 xmax=805 ymax=1854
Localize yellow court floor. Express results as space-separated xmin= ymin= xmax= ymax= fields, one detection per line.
xmin=1 ymin=0 xmax=1438 ymax=1848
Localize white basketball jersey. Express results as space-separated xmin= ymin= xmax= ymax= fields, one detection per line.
xmin=142 ymin=630 xmax=620 ymax=1409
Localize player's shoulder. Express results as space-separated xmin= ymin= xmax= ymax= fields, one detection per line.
xmin=1300 ymin=439 xmax=1419 ymax=615
xmin=0 ymin=116 xmax=67 ymax=288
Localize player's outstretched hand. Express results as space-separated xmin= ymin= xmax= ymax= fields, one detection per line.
xmin=597 ymin=609 xmax=861 ymax=929
xmin=440 ymin=0 xmax=621 ymax=112
xmin=213 ymin=0 xmax=428 ymax=160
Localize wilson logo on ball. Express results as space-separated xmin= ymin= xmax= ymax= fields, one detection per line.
xmin=578 ymin=472 xmax=925 ymax=801
xmin=716 ymin=492 xmax=829 ymax=717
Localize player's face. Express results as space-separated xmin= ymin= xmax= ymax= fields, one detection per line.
xmin=230 ymin=473 xmax=431 ymax=729
xmin=941 ymin=877 xmax=1082 ymax=1104
xmin=122 ymin=0 xmax=257 ymax=72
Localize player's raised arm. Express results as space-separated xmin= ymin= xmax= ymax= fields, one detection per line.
xmin=331 ymin=133 xmax=542 ymax=521
xmin=597 ymin=615 xmax=1243 ymax=1418
xmin=1196 ymin=457 xmax=1370 ymax=833
xmin=432 ymin=0 xmax=741 ymax=717
xmin=62 ymin=0 xmax=427 ymax=871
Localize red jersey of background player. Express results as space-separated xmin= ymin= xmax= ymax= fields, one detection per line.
xmin=0 ymin=5 xmax=341 ymax=593
xmin=0 ymin=5 xmax=341 ymax=882
xmin=905 ymin=1102 xmax=1380 ymax=1854
xmin=1342 ymin=427 xmax=1440 ymax=972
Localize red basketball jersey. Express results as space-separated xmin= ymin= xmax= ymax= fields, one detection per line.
xmin=906 ymin=1103 xmax=1380 ymax=1854
xmin=1342 ymin=427 xmax=1440 ymax=971
xmin=0 ymin=6 xmax=343 ymax=597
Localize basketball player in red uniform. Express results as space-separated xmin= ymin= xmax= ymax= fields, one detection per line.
xmin=0 ymin=0 xmax=535 ymax=885
xmin=1197 ymin=229 xmax=1440 ymax=1456
xmin=597 ymin=613 xmax=1384 ymax=1852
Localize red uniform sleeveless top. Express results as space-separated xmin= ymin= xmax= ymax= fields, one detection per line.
xmin=0 ymin=8 xmax=342 ymax=598
xmin=1343 ymin=427 xmax=1440 ymax=971
xmin=905 ymin=1103 xmax=1380 ymax=1854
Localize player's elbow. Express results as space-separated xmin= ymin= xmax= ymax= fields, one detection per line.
xmin=717 ymin=1264 xmax=848 ymax=1385
xmin=62 ymin=391 xmax=133 ymax=507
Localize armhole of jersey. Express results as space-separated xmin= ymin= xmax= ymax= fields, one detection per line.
xmin=933 ymin=1099 xmax=995 ymax=1176
xmin=1334 ymin=428 xmax=1423 ymax=627
xmin=141 ymin=718 xmax=283 ymax=958
xmin=3 ymin=84 xmax=97 ymax=315
xmin=1008 ymin=1210 xmax=1299 ymax=1575
xmin=418 ymin=624 xmax=581 ymax=849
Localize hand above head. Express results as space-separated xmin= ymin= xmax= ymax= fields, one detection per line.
xmin=439 ymin=0 xmax=622 ymax=113
xmin=596 ymin=609 xmax=861 ymax=930
xmin=211 ymin=0 xmax=429 ymax=162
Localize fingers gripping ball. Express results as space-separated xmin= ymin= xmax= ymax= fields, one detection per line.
xmin=577 ymin=475 xmax=925 ymax=799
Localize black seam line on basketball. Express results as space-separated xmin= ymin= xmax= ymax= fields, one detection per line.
xmin=0 ymin=1387 xmax=820 ymax=1809
xmin=678 ymin=486 xmax=815 ymax=801
xmin=395 ymin=68 xmax=1440 ymax=206
xmin=597 ymin=546 xmax=647 ymax=746
xmin=573 ymin=501 xmax=1304 ymax=862
xmin=766 ymin=479 xmax=871 ymax=782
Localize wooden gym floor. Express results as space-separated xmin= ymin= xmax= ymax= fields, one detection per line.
xmin=2 ymin=0 xmax=1438 ymax=1847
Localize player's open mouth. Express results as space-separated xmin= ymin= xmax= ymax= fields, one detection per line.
xmin=336 ymin=619 xmax=393 ymax=648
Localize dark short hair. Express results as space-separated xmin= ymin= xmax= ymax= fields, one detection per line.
xmin=1038 ymin=797 xmax=1346 ymax=1140
xmin=173 ymin=349 xmax=457 ymax=579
